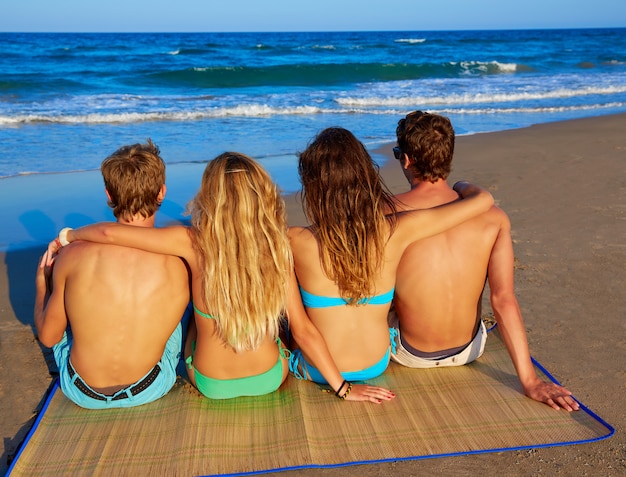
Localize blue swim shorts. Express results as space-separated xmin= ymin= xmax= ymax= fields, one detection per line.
xmin=52 ymin=323 xmax=182 ymax=409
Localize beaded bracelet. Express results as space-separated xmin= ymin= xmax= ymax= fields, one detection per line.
xmin=340 ymin=383 xmax=353 ymax=400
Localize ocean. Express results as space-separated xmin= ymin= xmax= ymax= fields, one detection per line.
xmin=1 ymin=28 xmax=626 ymax=250
xmin=1 ymin=28 xmax=626 ymax=188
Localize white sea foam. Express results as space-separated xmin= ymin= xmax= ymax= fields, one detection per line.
xmin=395 ymin=38 xmax=426 ymax=44
xmin=453 ymin=60 xmax=518 ymax=73
xmin=335 ymin=85 xmax=626 ymax=107
xmin=432 ymin=102 xmax=626 ymax=115
xmin=0 ymin=105 xmax=329 ymax=125
xmin=1 ymin=100 xmax=624 ymax=126
xmin=492 ymin=61 xmax=517 ymax=72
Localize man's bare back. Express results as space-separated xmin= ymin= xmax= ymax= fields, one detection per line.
xmin=391 ymin=111 xmax=578 ymax=411
xmin=50 ymin=241 xmax=189 ymax=394
xmin=393 ymin=183 xmax=505 ymax=352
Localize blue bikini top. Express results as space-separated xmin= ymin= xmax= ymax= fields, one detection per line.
xmin=299 ymin=286 xmax=395 ymax=308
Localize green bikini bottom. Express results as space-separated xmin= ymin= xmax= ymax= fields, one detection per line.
xmin=186 ymin=338 xmax=289 ymax=400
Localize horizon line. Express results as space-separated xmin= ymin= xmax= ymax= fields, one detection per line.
xmin=1 ymin=26 xmax=625 ymax=34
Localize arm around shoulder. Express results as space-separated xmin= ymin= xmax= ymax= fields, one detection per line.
xmin=64 ymin=223 xmax=195 ymax=263
xmin=395 ymin=181 xmax=494 ymax=245
xmin=452 ymin=181 xmax=494 ymax=210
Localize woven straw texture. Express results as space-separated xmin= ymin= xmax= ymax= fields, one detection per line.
xmin=9 ymin=328 xmax=612 ymax=476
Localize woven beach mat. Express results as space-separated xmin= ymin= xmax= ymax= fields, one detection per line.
xmin=8 ymin=328 xmax=613 ymax=476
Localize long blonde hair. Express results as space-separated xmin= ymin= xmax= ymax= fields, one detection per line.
xmin=298 ymin=127 xmax=396 ymax=303
xmin=187 ymin=152 xmax=292 ymax=352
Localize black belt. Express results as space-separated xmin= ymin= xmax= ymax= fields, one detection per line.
xmin=67 ymin=361 xmax=161 ymax=401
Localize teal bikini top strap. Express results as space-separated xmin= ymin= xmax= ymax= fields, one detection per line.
xmin=193 ymin=302 xmax=215 ymax=320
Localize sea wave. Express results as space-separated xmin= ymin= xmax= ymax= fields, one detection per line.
xmin=1 ymin=101 xmax=623 ymax=126
xmin=2 ymin=29 xmax=626 ymax=187
xmin=311 ymin=44 xmax=336 ymax=50
xmin=168 ymin=47 xmax=216 ymax=56
xmin=394 ymin=38 xmax=427 ymax=44
xmin=144 ymin=61 xmax=522 ymax=88
xmin=457 ymin=61 xmax=518 ymax=73
xmin=0 ymin=105 xmax=328 ymax=124
xmin=433 ymin=102 xmax=626 ymax=115
xmin=335 ymin=85 xmax=626 ymax=107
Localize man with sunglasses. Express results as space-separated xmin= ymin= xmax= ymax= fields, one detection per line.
xmin=389 ymin=111 xmax=578 ymax=411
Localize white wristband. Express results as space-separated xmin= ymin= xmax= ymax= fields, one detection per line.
xmin=58 ymin=227 xmax=73 ymax=246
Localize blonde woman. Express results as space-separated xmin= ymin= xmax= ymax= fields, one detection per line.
xmin=288 ymin=127 xmax=494 ymax=386
xmin=44 ymin=152 xmax=394 ymax=403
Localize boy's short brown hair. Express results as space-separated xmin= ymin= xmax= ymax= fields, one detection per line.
xmin=101 ymin=138 xmax=166 ymax=220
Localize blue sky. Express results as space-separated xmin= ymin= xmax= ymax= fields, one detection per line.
xmin=1 ymin=0 xmax=625 ymax=32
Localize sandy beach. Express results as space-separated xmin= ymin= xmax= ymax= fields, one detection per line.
xmin=1 ymin=113 xmax=624 ymax=476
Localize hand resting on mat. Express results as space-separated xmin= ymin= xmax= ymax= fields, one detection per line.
xmin=523 ymin=377 xmax=579 ymax=412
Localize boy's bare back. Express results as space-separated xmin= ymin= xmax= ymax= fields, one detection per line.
xmin=54 ymin=241 xmax=189 ymax=393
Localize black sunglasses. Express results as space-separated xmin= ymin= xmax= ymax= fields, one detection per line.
xmin=393 ymin=147 xmax=402 ymax=160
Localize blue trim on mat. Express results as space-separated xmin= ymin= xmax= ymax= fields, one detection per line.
xmin=8 ymin=326 xmax=615 ymax=477
xmin=529 ymin=355 xmax=615 ymax=439
xmin=209 ymin=424 xmax=617 ymax=477
xmin=6 ymin=378 xmax=60 ymax=476
xmin=200 ymin=323 xmax=615 ymax=477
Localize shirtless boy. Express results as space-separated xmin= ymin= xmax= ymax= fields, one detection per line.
xmin=390 ymin=111 xmax=578 ymax=411
xmin=35 ymin=140 xmax=190 ymax=409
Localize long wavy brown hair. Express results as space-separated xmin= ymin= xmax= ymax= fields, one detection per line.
xmin=298 ymin=127 xmax=396 ymax=303
xmin=186 ymin=152 xmax=292 ymax=352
